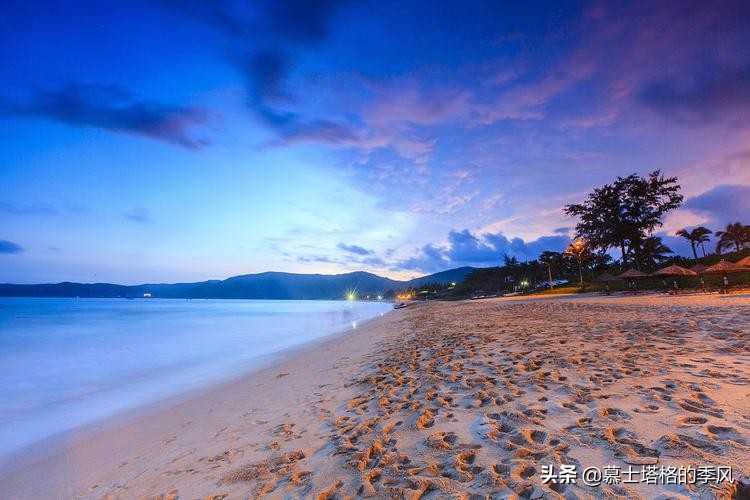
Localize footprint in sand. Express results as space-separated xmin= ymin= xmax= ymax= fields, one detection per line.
xmin=706 ymin=425 xmax=747 ymax=444
xmin=425 ymin=431 xmax=458 ymax=449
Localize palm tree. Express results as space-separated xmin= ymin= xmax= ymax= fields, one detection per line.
xmin=565 ymin=239 xmax=590 ymax=287
xmin=640 ymin=236 xmax=673 ymax=269
xmin=675 ymin=226 xmax=712 ymax=258
xmin=539 ymin=250 xmax=560 ymax=289
xmin=715 ymin=222 xmax=750 ymax=253
xmin=675 ymin=228 xmax=698 ymax=259
xmin=692 ymin=226 xmax=712 ymax=257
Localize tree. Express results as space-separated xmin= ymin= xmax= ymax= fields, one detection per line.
xmin=639 ymin=236 xmax=673 ymax=269
xmin=565 ymin=170 xmax=683 ymax=269
xmin=715 ymin=222 xmax=750 ymax=253
xmin=564 ymin=239 xmax=591 ymax=287
xmin=675 ymin=226 xmax=711 ymax=259
xmin=588 ymin=251 xmax=613 ymax=277
xmin=692 ymin=226 xmax=712 ymax=257
xmin=538 ymin=251 xmax=562 ymax=288
xmin=564 ymin=183 xmax=628 ymax=264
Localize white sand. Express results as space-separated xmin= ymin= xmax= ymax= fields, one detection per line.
xmin=1 ymin=294 xmax=748 ymax=499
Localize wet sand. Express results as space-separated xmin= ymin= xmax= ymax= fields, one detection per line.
xmin=1 ymin=294 xmax=749 ymax=498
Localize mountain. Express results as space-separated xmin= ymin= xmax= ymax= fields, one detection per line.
xmin=406 ymin=266 xmax=474 ymax=287
xmin=0 ymin=267 xmax=476 ymax=300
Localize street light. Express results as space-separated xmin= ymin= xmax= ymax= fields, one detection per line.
xmin=542 ymin=261 xmax=553 ymax=289
xmin=565 ymin=238 xmax=587 ymax=287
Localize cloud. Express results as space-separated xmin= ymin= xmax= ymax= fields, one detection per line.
xmin=165 ymin=0 xmax=342 ymax=45
xmin=395 ymin=229 xmax=571 ymax=272
xmin=397 ymin=244 xmax=449 ymax=274
xmin=639 ymin=65 xmax=750 ymax=125
xmin=0 ymin=201 xmax=58 ymax=216
xmin=170 ymin=0 xmax=344 ymax=139
xmin=297 ymin=250 xmax=386 ymax=268
xmin=683 ymin=184 xmax=750 ymax=229
xmin=270 ymin=118 xmax=361 ymax=147
xmin=337 ymin=242 xmax=372 ymax=256
xmin=0 ymin=240 xmax=23 ymax=254
xmin=124 ymin=207 xmax=152 ymax=224
xmin=7 ymin=83 xmax=211 ymax=148
xmin=297 ymin=255 xmax=338 ymax=264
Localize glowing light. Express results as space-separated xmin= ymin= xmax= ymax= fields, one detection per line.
xmin=346 ymin=292 xmax=356 ymax=300
xmin=377 ymin=295 xmax=383 ymax=300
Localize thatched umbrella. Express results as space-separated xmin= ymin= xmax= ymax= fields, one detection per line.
xmin=653 ymin=265 xmax=697 ymax=277
xmin=593 ymin=271 xmax=616 ymax=295
xmin=736 ymin=256 xmax=750 ymax=267
xmin=593 ymin=271 xmax=617 ymax=282
xmin=617 ymin=269 xmax=651 ymax=279
xmin=653 ymin=265 xmax=697 ymax=292
xmin=704 ymin=260 xmax=749 ymax=292
xmin=617 ymin=269 xmax=651 ymax=292
xmin=690 ymin=263 xmax=709 ymax=274
xmin=704 ymin=260 xmax=748 ymax=275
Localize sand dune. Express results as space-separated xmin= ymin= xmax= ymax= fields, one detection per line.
xmin=1 ymin=294 xmax=749 ymax=498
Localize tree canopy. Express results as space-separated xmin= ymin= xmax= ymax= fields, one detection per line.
xmin=564 ymin=171 xmax=682 ymax=269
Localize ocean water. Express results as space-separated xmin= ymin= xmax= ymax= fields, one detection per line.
xmin=0 ymin=297 xmax=392 ymax=457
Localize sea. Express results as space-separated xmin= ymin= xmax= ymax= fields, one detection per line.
xmin=0 ymin=297 xmax=392 ymax=458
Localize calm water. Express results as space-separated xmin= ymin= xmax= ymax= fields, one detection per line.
xmin=0 ymin=297 xmax=391 ymax=457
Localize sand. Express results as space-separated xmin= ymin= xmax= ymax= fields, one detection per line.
xmin=1 ymin=294 xmax=749 ymax=499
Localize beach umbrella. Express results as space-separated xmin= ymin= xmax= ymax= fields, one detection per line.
xmin=652 ymin=265 xmax=697 ymax=277
xmin=592 ymin=271 xmax=616 ymax=294
xmin=703 ymin=260 xmax=748 ymax=275
xmin=617 ymin=268 xmax=651 ymax=292
xmin=653 ymin=264 xmax=697 ymax=292
xmin=592 ymin=271 xmax=616 ymax=282
xmin=689 ymin=263 xmax=709 ymax=274
xmin=736 ymin=256 xmax=750 ymax=267
xmin=704 ymin=259 xmax=749 ymax=291
xmin=617 ymin=269 xmax=651 ymax=279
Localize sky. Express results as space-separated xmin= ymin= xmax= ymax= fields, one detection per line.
xmin=1 ymin=0 xmax=750 ymax=284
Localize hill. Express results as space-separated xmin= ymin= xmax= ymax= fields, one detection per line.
xmin=0 ymin=267 xmax=476 ymax=300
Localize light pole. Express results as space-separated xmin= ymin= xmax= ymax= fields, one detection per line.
xmin=566 ymin=239 xmax=587 ymax=288
xmin=543 ymin=261 xmax=553 ymax=289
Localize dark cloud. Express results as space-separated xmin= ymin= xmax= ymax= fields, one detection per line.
xmin=445 ymin=230 xmax=499 ymax=262
xmin=640 ymin=65 xmax=750 ymax=125
xmin=396 ymin=229 xmax=571 ymax=272
xmin=0 ymin=201 xmax=58 ymax=216
xmin=337 ymin=243 xmax=372 ymax=256
xmin=164 ymin=0 xmax=342 ymax=45
xmin=397 ymin=244 xmax=449 ymax=274
xmin=552 ymin=226 xmax=571 ymax=234
xmin=243 ymin=50 xmax=294 ymax=121
xmin=167 ymin=0 xmax=344 ymax=140
xmin=7 ymin=83 xmax=211 ymax=149
xmin=124 ymin=207 xmax=152 ymax=224
xmin=255 ymin=0 xmax=343 ymax=44
xmin=0 ymin=240 xmax=23 ymax=254
xmin=683 ymin=184 xmax=750 ymax=228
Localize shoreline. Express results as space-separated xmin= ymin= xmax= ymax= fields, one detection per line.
xmin=0 ymin=307 xmax=396 ymax=492
xmin=2 ymin=294 xmax=749 ymax=498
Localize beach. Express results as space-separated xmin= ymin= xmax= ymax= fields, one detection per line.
xmin=1 ymin=294 xmax=749 ymax=499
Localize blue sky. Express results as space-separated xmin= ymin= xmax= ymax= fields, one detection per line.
xmin=1 ymin=0 xmax=750 ymax=283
